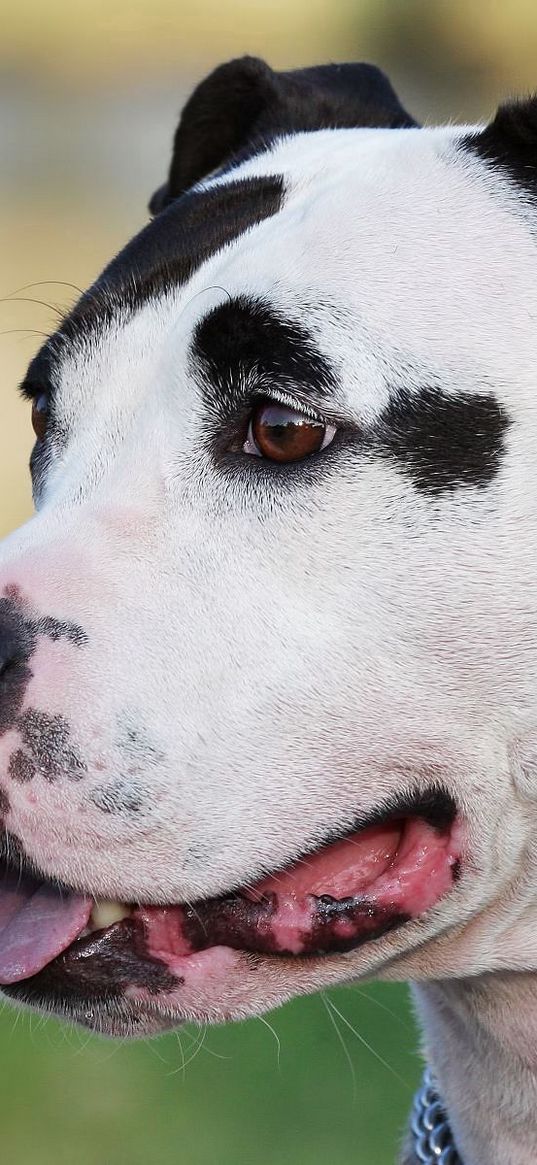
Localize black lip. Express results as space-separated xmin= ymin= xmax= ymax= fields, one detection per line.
xmin=180 ymin=892 xmax=411 ymax=956
xmin=3 ymin=919 xmax=178 ymax=1016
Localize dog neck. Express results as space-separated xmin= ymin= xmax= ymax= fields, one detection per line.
xmin=412 ymin=974 xmax=537 ymax=1164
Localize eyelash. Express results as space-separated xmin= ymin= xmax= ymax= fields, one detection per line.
xmin=252 ymin=388 xmax=325 ymax=423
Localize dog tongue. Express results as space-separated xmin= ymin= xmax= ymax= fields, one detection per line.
xmin=0 ymin=866 xmax=91 ymax=984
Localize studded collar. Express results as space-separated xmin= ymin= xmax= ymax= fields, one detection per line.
xmin=410 ymin=1067 xmax=462 ymax=1164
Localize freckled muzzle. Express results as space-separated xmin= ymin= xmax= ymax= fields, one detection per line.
xmin=0 ymin=790 xmax=460 ymax=1030
xmin=0 ymin=590 xmax=88 ymax=782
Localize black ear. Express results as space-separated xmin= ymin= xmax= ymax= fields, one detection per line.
xmin=150 ymin=55 xmax=417 ymax=215
xmin=464 ymin=96 xmax=537 ymax=199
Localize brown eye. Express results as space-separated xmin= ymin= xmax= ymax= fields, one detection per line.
xmin=31 ymin=393 xmax=49 ymax=442
xmin=244 ymin=400 xmax=336 ymax=463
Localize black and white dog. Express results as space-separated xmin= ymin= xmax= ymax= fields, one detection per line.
xmin=0 ymin=57 xmax=536 ymax=1164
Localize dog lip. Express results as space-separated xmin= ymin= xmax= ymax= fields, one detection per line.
xmin=136 ymin=809 xmax=459 ymax=959
xmin=1 ymin=788 xmax=461 ymax=1023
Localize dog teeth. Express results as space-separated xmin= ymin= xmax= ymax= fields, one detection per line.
xmin=89 ymin=900 xmax=132 ymax=932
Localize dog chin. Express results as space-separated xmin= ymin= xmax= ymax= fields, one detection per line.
xmin=0 ymin=787 xmax=464 ymax=1035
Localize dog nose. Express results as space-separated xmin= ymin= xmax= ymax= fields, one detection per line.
xmin=0 ymin=623 xmax=28 ymax=677
xmin=0 ymin=597 xmax=35 ymax=733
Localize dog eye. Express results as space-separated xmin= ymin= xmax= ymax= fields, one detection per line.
xmin=244 ymin=400 xmax=336 ymax=463
xmin=31 ymin=394 xmax=49 ymax=442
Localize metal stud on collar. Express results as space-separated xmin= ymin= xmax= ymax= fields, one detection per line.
xmin=410 ymin=1067 xmax=462 ymax=1164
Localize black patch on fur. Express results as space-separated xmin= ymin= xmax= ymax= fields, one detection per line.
xmin=151 ymin=56 xmax=418 ymax=212
xmin=462 ymin=96 xmax=537 ymax=200
xmin=116 ymin=720 xmax=164 ymax=766
xmin=8 ymin=749 xmax=36 ymax=784
xmin=0 ymin=788 xmax=10 ymax=816
xmin=17 ymin=708 xmax=86 ymax=782
xmin=191 ymin=295 xmax=338 ymax=420
xmin=30 ymin=615 xmax=87 ymax=647
xmin=0 ymin=592 xmax=88 ymax=739
xmin=49 ymin=177 xmax=284 ymax=355
xmin=377 ymin=387 xmax=509 ymax=494
xmin=3 ymin=918 xmax=179 ymax=1010
xmin=90 ymin=779 xmax=145 ymax=814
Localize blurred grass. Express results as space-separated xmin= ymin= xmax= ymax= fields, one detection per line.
xmin=0 ymin=983 xmax=420 ymax=1165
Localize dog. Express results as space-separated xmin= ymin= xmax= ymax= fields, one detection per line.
xmin=0 ymin=55 xmax=536 ymax=1164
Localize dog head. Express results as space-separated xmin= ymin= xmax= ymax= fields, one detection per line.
xmin=0 ymin=58 xmax=536 ymax=1034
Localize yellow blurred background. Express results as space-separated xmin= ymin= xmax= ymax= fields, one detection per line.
xmin=1 ymin=3 xmax=537 ymax=1163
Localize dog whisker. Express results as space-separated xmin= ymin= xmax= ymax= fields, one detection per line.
xmin=324 ymin=994 xmax=411 ymax=1091
xmin=321 ymin=992 xmax=357 ymax=1105
xmin=256 ymin=1013 xmax=282 ymax=1069
xmin=0 ymin=296 xmax=64 ymax=317
xmin=0 ymin=327 xmax=52 ymax=339
xmin=346 ymin=983 xmax=414 ymax=1034
xmin=167 ymin=1022 xmax=208 ymax=1078
xmin=5 ymin=280 xmax=84 ymax=299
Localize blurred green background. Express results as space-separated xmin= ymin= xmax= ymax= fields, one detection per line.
xmin=1 ymin=2 xmax=536 ymax=1161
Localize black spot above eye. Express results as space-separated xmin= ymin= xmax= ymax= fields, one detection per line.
xmin=377 ymin=387 xmax=510 ymax=495
xmin=191 ymin=295 xmax=338 ymax=423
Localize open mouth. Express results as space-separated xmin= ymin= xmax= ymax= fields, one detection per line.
xmin=0 ymin=789 xmax=460 ymax=1020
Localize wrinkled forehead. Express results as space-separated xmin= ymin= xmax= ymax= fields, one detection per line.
xmin=27 ymin=124 xmax=537 ymax=421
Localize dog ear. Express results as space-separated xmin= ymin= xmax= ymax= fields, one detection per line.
xmin=464 ymin=96 xmax=537 ymax=199
xmin=149 ymin=56 xmax=417 ymax=214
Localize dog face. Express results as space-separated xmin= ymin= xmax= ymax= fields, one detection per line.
xmin=1 ymin=58 xmax=537 ymax=1035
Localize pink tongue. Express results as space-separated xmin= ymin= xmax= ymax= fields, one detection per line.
xmin=0 ymin=867 xmax=91 ymax=985
xmin=246 ymin=821 xmax=403 ymax=902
